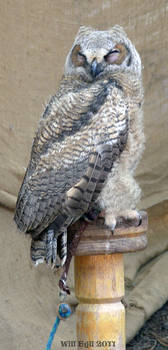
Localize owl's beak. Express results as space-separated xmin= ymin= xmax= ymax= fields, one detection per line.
xmin=91 ymin=58 xmax=103 ymax=78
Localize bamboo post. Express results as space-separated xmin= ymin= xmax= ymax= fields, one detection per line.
xmin=73 ymin=211 xmax=148 ymax=350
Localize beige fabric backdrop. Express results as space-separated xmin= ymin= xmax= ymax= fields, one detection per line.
xmin=0 ymin=0 xmax=168 ymax=349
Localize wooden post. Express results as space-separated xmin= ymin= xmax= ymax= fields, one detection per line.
xmin=73 ymin=211 xmax=148 ymax=350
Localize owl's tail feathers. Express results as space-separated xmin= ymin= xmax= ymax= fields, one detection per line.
xmin=30 ymin=229 xmax=67 ymax=269
xmin=57 ymin=230 xmax=67 ymax=267
xmin=30 ymin=233 xmax=46 ymax=266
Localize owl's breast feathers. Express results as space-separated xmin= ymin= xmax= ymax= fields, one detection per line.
xmin=14 ymin=74 xmax=141 ymax=236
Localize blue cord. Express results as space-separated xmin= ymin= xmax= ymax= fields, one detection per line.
xmin=46 ymin=303 xmax=72 ymax=350
xmin=46 ymin=317 xmax=60 ymax=350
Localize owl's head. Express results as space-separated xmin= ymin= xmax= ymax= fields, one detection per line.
xmin=64 ymin=25 xmax=141 ymax=80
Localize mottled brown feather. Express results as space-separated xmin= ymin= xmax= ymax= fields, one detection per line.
xmin=14 ymin=76 xmax=129 ymax=236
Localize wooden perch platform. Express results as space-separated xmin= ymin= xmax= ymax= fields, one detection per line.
xmin=75 ymin=211 xmax=148 ymax=256
xmin=71 ymin=211 xmax=148 ymax=350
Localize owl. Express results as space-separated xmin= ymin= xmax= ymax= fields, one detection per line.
xmin=14 ymin=25 xmax=144 ymax=292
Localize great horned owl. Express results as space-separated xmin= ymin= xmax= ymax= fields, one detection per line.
xmin=14 ymin=25 xmax=144 ymax=290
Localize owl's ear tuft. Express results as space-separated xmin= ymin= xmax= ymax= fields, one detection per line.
xmin=109 ymin=25 xmax=127 ymax=38
xmin=75 ymin=26 xmax=94 ymax=39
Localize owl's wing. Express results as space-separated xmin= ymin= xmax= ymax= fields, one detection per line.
xmin=14 ymin=78 xmax=129 ymax=236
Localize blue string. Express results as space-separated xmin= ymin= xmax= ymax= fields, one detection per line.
xmin=46 ymin=317 xmax=60 ymax=350
xmin=46 ymin=303 xmax=72 ymax=350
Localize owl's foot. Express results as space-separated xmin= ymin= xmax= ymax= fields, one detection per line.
xmin=104 ymin=209 xmax=142 ymax=233
xmin=118 ymin=209 xmax=142 ymax=227
xmin=104 ymin=213 xmax=117 ymax=234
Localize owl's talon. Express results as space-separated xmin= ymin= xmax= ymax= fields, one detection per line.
xmin=138 ymin=214 xmax=142 ymax=226
xmin=110 ymin=221 xmax=117 ymax=234
xmin=104 ymin=213 xmax=117 ymax=233
xmin=131 ymin=210 xmax=142 ymax=227
xmin=111 ymin=228 xmax=115 ymax=235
